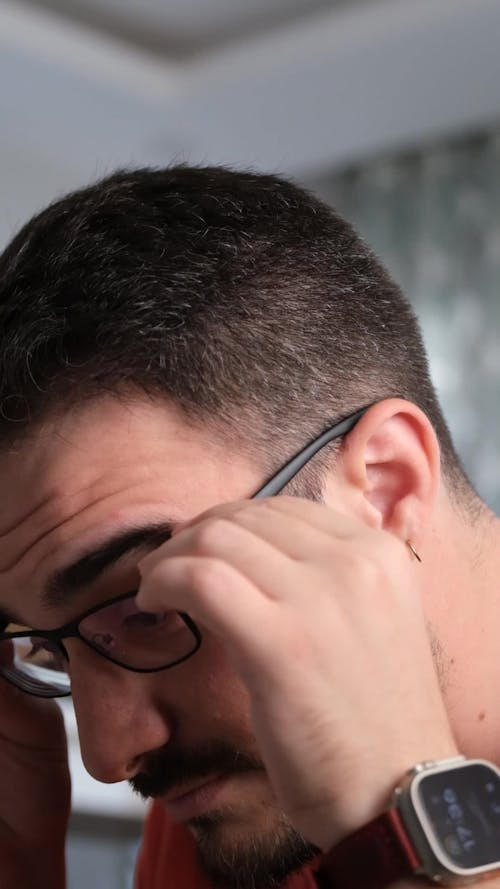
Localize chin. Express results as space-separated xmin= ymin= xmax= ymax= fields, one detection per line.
xmin=188 ymin=804 xmax=318 ymax=889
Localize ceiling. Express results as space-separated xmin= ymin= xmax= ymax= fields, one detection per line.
xmin=1 ymin=0 xmax=500 ymax=248
xmin=16 ymin=0 xmax=340 ymax=59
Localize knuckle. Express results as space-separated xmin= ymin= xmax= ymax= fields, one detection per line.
xmin=184 ymin=556 xmax=229 ymax=594
xmin=191 ymin=518 xmax=233 ymax=555
xmin=148 ymin=560 xmax=171 ymax=589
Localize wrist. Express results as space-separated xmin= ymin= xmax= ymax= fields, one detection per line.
xmin=312 ymin=743 xmax=461 ymax=853
xmin=316 ymin=755 xmax=500 ymax=889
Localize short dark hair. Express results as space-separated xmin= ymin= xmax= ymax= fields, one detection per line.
xmin=0 ymin=165 xmax=469 ymax=494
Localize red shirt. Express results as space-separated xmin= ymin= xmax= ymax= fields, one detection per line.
xmin=136 ymin=802 xmax=322 ymax=888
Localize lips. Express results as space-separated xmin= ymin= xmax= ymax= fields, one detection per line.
xmin=161 ymin=773 xmax=232 ymax=821
xmin=163 ymin=773 xmax=224 ymax=804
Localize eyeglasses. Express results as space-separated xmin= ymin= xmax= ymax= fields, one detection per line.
xmin=0 ymin=405 xmax=369 ymax=698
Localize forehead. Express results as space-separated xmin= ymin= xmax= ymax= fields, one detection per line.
xmin=0 ymin=397 xmax=237 ymax=529
xmin=0 ymin=397 xmax=256 ymax=615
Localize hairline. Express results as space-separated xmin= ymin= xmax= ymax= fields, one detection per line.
xmin=0 ymin=384 xmax=482 ymax=523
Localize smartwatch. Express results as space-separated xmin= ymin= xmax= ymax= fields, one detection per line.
xmin=318 ymin=756 xmax=500 ymax=888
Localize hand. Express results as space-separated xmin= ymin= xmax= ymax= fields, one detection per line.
xmin=0 ymin=650 xmax=70 ymax=887
xmin=137 ymin=497 xmax=457 ymax=851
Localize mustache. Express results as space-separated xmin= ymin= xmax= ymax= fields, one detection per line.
xmin=130 ymin=739 xmax=263 ymax=801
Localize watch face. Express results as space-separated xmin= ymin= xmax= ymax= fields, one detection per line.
xmin=418 ymin=763 xmax=500 ymax=870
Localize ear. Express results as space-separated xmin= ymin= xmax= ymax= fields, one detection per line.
xmin=323 ymin=398 xmax=442 ymax=549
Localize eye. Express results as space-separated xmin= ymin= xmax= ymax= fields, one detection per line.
xmin=122 ymin=610 xmax=169 ymax=629
xmin=88 ymin=614 xmax=175 ymax=653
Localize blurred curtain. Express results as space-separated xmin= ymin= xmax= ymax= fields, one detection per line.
xmin=313 ymin=130 xmax=500 ymax=511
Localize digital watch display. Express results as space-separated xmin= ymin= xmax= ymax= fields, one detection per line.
xmin=416 ymin=762 xmax=500 ymax=869
xmin=319 ymin=756 xmax=500 ymax=888
xmin=398 ymin=757 xmax=500 ymax=881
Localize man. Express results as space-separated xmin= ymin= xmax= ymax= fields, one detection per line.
xmin=0 ymin=166 xmax=498 ymax=889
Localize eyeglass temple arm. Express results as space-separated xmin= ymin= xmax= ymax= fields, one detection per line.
xmin=254 ymin=407 xmax=369 ymax=499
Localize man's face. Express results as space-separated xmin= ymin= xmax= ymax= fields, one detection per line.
xmin=0 ymin=396 xmax=316 ymax=888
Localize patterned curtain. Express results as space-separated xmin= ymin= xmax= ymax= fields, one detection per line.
xmin=312 ymin=130 xmax=500 ymax=512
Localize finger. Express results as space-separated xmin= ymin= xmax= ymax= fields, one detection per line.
xmin=138 ymin=554 xmax=268 ymax=631
xmin=252 ymin=496 xmax=371 ymax=540
xmin=141 ymin=498 xmax=394 ymax=609
xmin=139 ymin=515 xmax=317 ymax=606
xmin=136 ymin=554 xmax=300 ymax=683
xmin=251 ymin=498 xmax=410 ymax=569
xmin=177 ymin=494 xmax=375 ymax=546
xmin=146 ymin=496 xmax=377 ymax=577
xmin=221 ymin=499 xmax=375 ymax=562
xmin=143 ymin=504 xmax=330 ymax=575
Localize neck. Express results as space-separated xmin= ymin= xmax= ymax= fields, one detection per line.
xmin=425 ymin=491 xmax=500 ymax=762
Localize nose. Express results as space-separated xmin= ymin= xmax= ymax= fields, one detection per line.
xmin=70 ymin=650 xmax=174 ymax=784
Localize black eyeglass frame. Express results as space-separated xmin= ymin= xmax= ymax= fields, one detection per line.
xmin=0 ymin=404 xmax=370 ymax=696
xmin=0 ymin=591 xmax=202 ymax=690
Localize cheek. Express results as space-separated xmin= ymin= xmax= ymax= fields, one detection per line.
xmin=68 ymin=643 xmax=140 ymax=724
xmin=171 ymin=634 xmax=259 ymax=748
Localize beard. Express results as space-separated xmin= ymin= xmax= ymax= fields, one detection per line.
xmin=130 ymin=738 xmax=319 ymax=889
xmin=190 ymin=808 xmax=318 ymax=889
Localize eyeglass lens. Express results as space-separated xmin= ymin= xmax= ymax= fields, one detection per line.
xmin=0 ymin=595 xmax=199 ymax=697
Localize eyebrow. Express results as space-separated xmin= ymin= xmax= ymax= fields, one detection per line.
xmin=41 ymin=520 xmax=177 ymax=611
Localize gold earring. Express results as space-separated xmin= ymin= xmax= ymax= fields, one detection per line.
xmin=406 ymin=540 xmax=422 ymax=563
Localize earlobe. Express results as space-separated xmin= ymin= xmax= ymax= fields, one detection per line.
xmin=336 ymin=399 xmax=441 ymax=544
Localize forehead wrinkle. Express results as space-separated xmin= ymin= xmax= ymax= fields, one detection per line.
xmin=0 ymin=469 xmax=167 ymax=577
xmin=0 ymin=493 xmax=55 ymax=540
xmin=0 ymin=489 xmax=126 ymax=576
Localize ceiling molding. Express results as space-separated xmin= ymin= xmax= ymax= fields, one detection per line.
xmin=0 ymin=0 xmax=499 ymax=239
xmin=175 ymin=0 xmax=500 ymax=175
xmin=0 ymin=0 xmax=179 ymax=97
xmin=13 ymin=0 xmax=336 ymax=61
